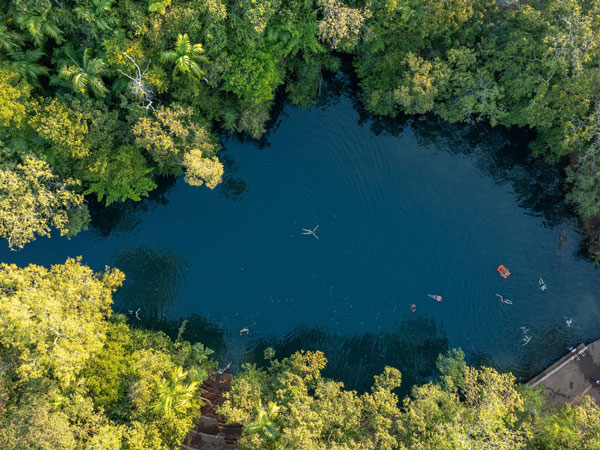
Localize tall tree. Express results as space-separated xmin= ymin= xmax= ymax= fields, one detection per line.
xmin=160 ymin=33 xmax=207 ymax=79
xmin=0 ymin=156 xmax=84 ymax=250
xmin=57 ymin=48 xmax=109 ymax=97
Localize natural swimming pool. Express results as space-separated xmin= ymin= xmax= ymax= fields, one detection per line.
xmin=3 ymin=75 xmax=600 ymax=393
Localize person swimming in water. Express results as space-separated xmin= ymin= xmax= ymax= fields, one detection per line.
xmin=410 ymin=304 xmax=416 ymax=312
xmin=428 ymin=294 xmax=443 ymax=302
xmin=496 ymin=294 xmax=513 ymax=304
xmin=301 ymin=225 xmax=319 ymax=240
xmin=564 ymin=317 xmax=573 ymax=327
xmin=522 ymin=335 xmax=532 ymax=346
xmin=240 ymin=328 xmax=249 ymax=335
xmin=539 ymin=278 xmax=547 ymax=291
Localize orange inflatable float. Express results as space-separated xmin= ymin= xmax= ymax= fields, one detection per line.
xmin=497 ymin=265 xmax=510 ymax=278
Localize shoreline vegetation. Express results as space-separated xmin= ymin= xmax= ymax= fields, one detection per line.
xmin=1 ymin=259 xmax=599 ymax=449
xmin=1 ymin=0 xmax=600 ymax=258
xmin=2 ymin=0 xmax=600 ymax=448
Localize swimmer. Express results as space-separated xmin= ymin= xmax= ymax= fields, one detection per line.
xmin=496 ymin=294 xmax=512 ymax=305
xmin=564 ymin=317 xmax=573 ymax=327
xmin=428 ymin=294 xmax=443 ymax=302
xmin=520 ymin=326 xmax=529 ymax=334
xmin=539 ymin=278 xmax=547 ymax=291
xmin=301 ymin=225 xmax=319 ymax=240
xmin=217 ymin=361 xmax=232 ymax=375
xmin=128 ymin=308 xmax=141 ymax=320
xmin=410 ymin=304 xmax=416 ymax=312
xmin=240 ymin=328 xmax=249 ymax=335
xmin=522 ymin=335 xmax=532 ymax=346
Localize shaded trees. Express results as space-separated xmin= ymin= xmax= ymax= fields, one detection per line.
xmin=0 ymin=258 xmax=214 ymax=449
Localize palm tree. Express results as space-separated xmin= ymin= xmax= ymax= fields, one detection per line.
xmin=57 ymin=48 xmax=108 ymax=97
xmin=8 ymin=47 xmax=49 ymax=85
xmin=0 ymin=23 xmax=22 ymax=52
xmin=74 ymin=0 xmax=119 ymax=38
xmin=152 ymin=366 xmax=199 ymax=419
xmin=245 ymin=401 xmax=280 ymax=442
xmin=14 ymin=10 xmax=64 ymax=47
xmin=160 ymin=33 xmax=207 ymax=79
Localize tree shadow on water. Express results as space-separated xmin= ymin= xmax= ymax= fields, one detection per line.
xmin=412 ymin=119 xmax=568 ymax=225
xmin=87 ymin=176 xmax=177 ymax=237
xmin=111 ymin=246 xmax=186 ymax=322
xmin=217 ymin=155 xmax=249 ymax=202
xmin=247 ymin=316 xmax=448 ymax=396
xmin=141 ymin=314 xmax=228 ymax=355
xmin=321 ymin=69 xmax=568 ymax=227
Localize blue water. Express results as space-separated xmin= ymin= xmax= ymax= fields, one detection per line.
xmin=3 ymin=76 xmax=600 ymax=392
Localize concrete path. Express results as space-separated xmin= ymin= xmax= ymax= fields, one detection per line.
xmin=528 ymin=338 xmax=600 ymax=407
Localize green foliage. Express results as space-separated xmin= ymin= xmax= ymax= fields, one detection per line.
xmin=29 ymin=98 xmax=91 ymax=160
xmin=436 ymin=347 xmax=466 ymax=390
xmin=317 ymin=0 xmax=368 ymax=51
xmin=133 ymin=103 xmax=220 ymax=182
xmin=223 ymin=348 xmax=600 ymax=449
xmin=84 ymin=144 xmax=156 ymax=205
xmin=0 ymin=257 xmax=123 ymax=383
xmin=0 ymin=68 xmax=30 ymax=132
xmin=220 ymin=350 xmax=402 ymax=449
xmin=222 ymin=51 xmax=282 ymax=104
xmin=0 ymin=156 xmax=84 ymax=250
xmin=57 ymin=48 xmax=109 ymax=98
xmin=160 ymin=33 xmax=207 ymax=79
xmin=2 ymin=0 xmax=600 ymax=256
xmin=531 ymin=396 xmax=600 ymax=449
xmin=149 ymin=0 xmax=172 ymax=15
xmin=0 ymin=259 xmax=214 ymax=449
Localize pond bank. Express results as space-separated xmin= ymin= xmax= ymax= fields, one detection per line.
xmin=528 ymin=337 xmax=600 ymax=407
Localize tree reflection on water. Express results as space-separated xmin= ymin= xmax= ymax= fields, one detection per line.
xmin=246 ymin=316 xmax=448 ymax=396
xmin=112 ymin=245 xmax=186 ymax=322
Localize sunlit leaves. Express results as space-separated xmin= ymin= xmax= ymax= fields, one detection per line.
xmin=29 ymin=99 xmax=90 ymax=159
xmin=160 ymin=33 xmax=207 ymax=79
xmin=151 ymin=367 xmax=199 ymax=419
xmin=0 ymin=157 xmax=84 ymax=250
xmin=0 ymin=68 xmax=30 ymax=132
xmin=57 ymin=48 xmax=109 ymax=98
xmin=0 ymin=257 xmax=123 ymax=383
xmin=183 ymin=151 xmax=223 ymax=189
xmin=13 ymin=9 xmax=64 ymax=47
xmin=84 ymin=144 xmax=156 ymax=205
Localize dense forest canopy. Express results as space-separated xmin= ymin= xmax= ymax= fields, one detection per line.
xmin=0 ymin=258 xmax=215 ymax=449
xmin=220 ymin=348 xmax=600 ymax=449
xmin=1 ymin=259 xmax=599 ymax=449
xmin=2 ymin=1 xmax=600 ymax=448
xmin=1 ymin=0 xmax=600 ymax=253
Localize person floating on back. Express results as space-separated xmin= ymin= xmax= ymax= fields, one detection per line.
xmin=539 ymin=277 xmax=547 ymax=291
xmin=301 ymin=225 xmax=319 ymax=239
xmin=410 ymin=304 xmax=416 ymax=312
xmin=428 ymin=294 xmax=443 ymax=302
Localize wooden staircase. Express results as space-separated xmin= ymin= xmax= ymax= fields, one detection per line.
xmin=182 ymin=373 xmax=242 ymax=450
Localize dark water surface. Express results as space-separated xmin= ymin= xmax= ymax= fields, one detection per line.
xmin=3 ymin=76 xmax=600 ymax=393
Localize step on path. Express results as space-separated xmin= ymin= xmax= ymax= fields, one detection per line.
xmin=182 ymin=372 xmax=242 ymax=450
